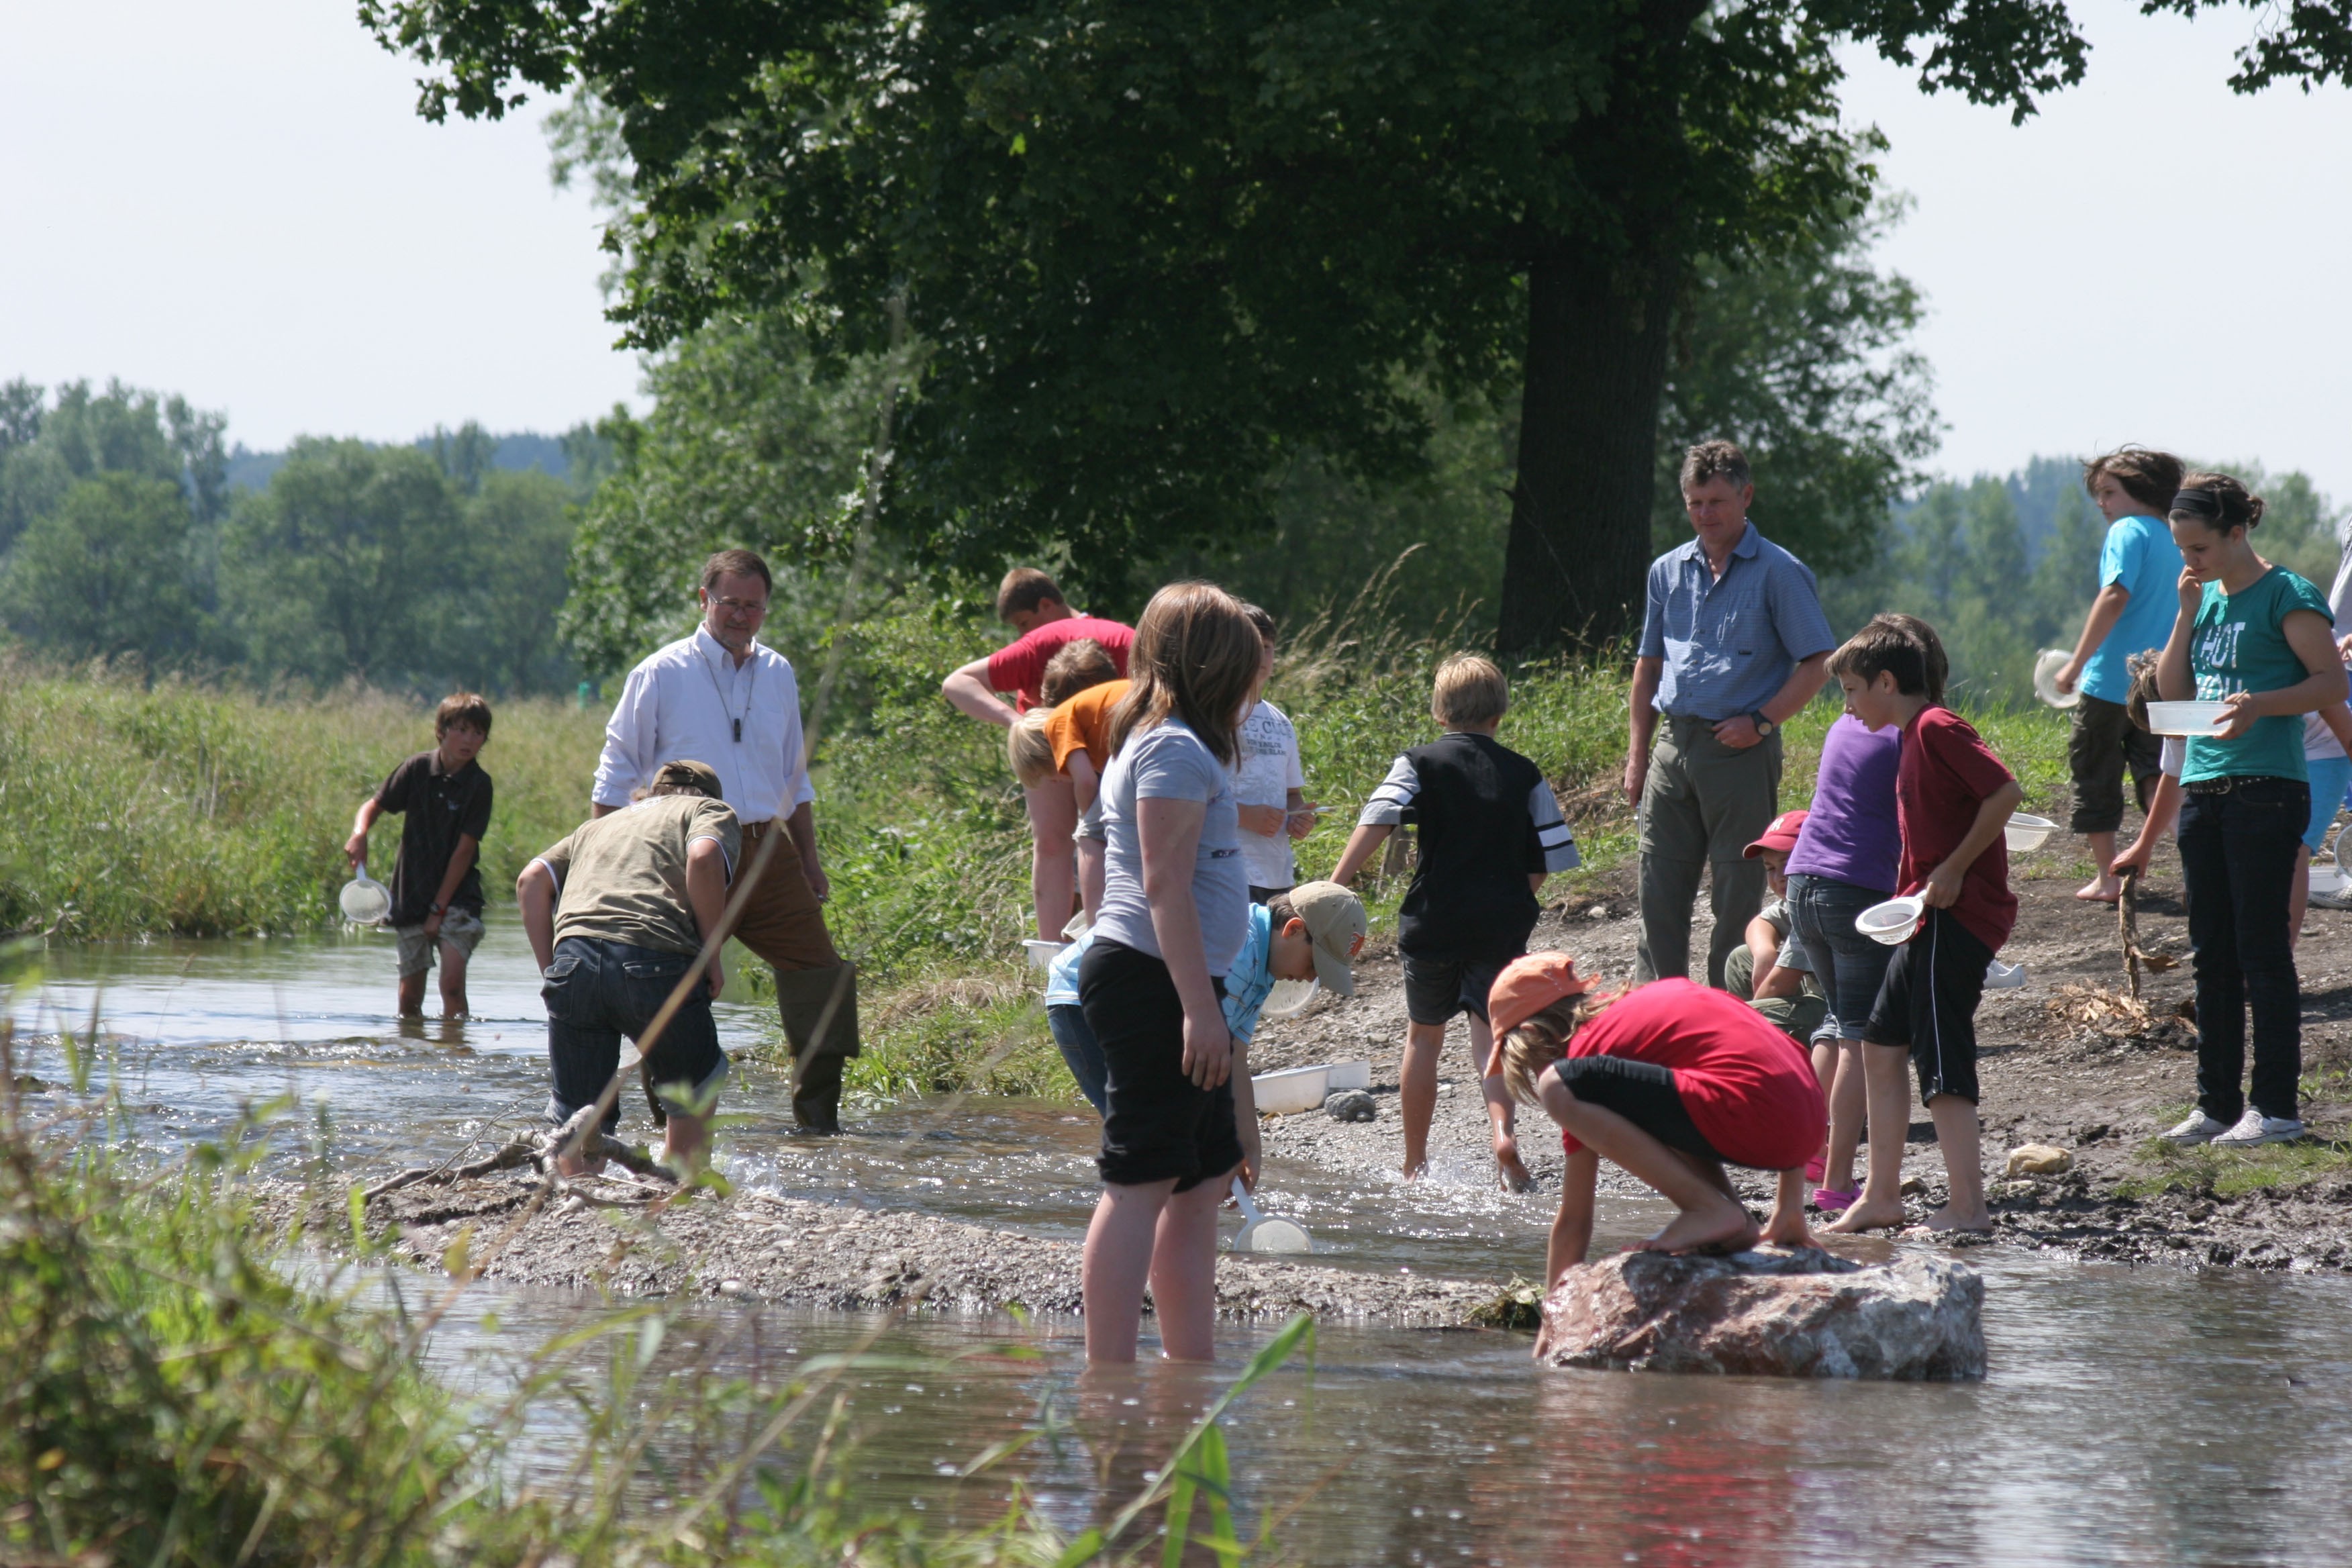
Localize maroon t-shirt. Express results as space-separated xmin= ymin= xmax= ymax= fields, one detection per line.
xmin=1896 ymin=705 xmax=2018 ymax=953
xmin=1559 ymin=980 xmax=1825 ymax=1171
xmin=985 ymin=615 xmax=1134 ymax=709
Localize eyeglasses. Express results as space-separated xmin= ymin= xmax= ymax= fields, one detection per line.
xmin=708 ymin=596 xmax=769 ymax=616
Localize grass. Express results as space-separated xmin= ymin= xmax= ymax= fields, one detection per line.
xmin=2 ymin=1034 xmax=1313 ymax=1566
xmin=2118 ymin=1069 xmax=2352 ymax=1197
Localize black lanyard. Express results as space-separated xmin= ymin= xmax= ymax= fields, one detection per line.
xmin=701 ymin=644 xmax=756 ymax=742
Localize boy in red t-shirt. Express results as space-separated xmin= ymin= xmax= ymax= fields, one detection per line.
xmin=1822 ymin=617 xmax=2022 ymax=1236
xmin=1489 ymin=953 xmax=1822 ymax=1355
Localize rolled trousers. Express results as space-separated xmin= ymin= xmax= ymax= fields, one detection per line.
xmin=1636 ymin=716 xmax=1782 ymax=989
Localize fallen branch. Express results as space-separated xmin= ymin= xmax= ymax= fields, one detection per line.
xmin=362 ymin=1126 xmax=677 ymax=1204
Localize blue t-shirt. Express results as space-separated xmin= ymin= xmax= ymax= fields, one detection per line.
xmin=2081 ymin=515 xmax=2187 ymax=705
xmin=2184 ymin=567 xmax=2334 ymax=785
xmin=1090 ymin=718 xmax=1250 ymax=975
xmin=1047 ymin=903 xmax=1277 ymax=1041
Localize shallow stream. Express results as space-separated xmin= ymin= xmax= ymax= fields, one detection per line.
xmin=14 ymin=926 xmax=2352 ymax=1564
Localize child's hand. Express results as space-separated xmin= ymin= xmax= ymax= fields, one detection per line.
xmin=343 ymin=832 xmax=366 ymax=868
xmin=2214 ymin=691 xmax=2260 ymax=740
xmin=1181 ymin=1012 xmax=1232 ymax=1089
xmin=2109 ymin=839 xmax=2154 ymax=879
xmin=423 ymin=910 xmax=444 ymax=940
xmin=1758 ymin=1205 xmax=1816 ymax=1251
xmin=705 ymin=955 xmax=726 ymax=1000
xmin=1285 ymin=803 xmax=1318 ymax=841
xmin=2177 ymin=567 xmax=2206 ymax=617
xmin=1236 ymin=803 xmax=1285 ymax=837
xmin=1920 ymin=862 xmax=1965 ymax=909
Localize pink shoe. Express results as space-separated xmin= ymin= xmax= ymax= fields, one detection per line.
xmin=1804 ymin=1155 xmax=1826 ymax=1185
xmin=1812 ymin=1183 xmax=1859 ymax=1213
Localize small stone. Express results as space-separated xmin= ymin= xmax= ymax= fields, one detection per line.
xmin=1323 ymin=1089 xmax=1378 ymax=1122
xmin=718 ymin=1277 xmax=744 ymax=1295
xmin=2004 ymin=1144 xmax=2073 ymax=1177
xmin=1540 ymin=1249 xmax=1985 ymax=1380
xmin=1898 ymin=1176 xmax=1926 ymax=1197
xmin=1585 ymin=903 xmax=1610 ymax=920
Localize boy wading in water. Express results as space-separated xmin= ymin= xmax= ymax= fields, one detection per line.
xmin=346 ymin=693 xmax=494 ymax=1020
xmin=1823 ymin=618 xmax=2020 ymax=1236
xmin=1491 ymin=954 xmax=1822 ymax=1359
xmin=1332 ymin=655 xmax=1580 ymax=1191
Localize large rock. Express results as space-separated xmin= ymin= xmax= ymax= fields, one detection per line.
xmin=1541 ymin=1247 xmax=1985 ymax=1380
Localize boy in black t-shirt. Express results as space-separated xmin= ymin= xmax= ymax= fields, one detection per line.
xmin=346 ymin=693 xmax=495 ymax=1019
xmin=1332 ymin=656 xmax=1580 ymax=1189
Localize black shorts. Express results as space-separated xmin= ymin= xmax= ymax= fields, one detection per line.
xmin=1863 ymin=907 xmax=1992 ymax=1106
xmin=1402 ymin=946 xmax=1520 ymax=1027
xmin=1553 ymin=1055 xmax=1726 ymax=1165
xmin=1078 ymin=938 xmax=1243 ymax=1191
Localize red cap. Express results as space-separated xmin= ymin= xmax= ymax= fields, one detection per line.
xmin=1743 ymin=809 xmax=1808 ymax=860
xmin=1483 ymin=952 xmax=1598 ymax=1077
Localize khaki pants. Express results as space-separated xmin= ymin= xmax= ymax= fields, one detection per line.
xmin=1636 ymin=716 xmax=1781 ymax=988
xmin=734 ymin=820 xmax=842 ymax=972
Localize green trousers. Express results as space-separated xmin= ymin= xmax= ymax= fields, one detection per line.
xmin=1635 ymin=716 xmax=1783 ymax=988
xmin=1723 ymin=942 xmax=1830 ymax=1046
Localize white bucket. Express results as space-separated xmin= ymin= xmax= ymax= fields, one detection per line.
xmin=1856 ymin=895 xmax=1926 ymax=947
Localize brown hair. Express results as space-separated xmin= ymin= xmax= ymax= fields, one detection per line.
xmin=1240 ymin=602 xmax=1277 ymax=646
xmin=996 ymin=567 xmax=1065 ymax=622
xmin=1431 ymin=653 xmax=1509 ymax=728
xmin=1006 ymin=705 xmax=1059 ymax=788
xmin=2084 ymin=446 xmax=2186 ymax=516
xmin=1828 ymin=617 xmax=1933 ymax=700
xmin=1679 ymin=440 xmax=1751 ymax=493
xmin=1871 ymin=612 xmax=1948 ymax=707
xmin=2124 ymin=648 xmax=2162 ymax=734
xmin=1106 ymin=581 xmax=1259 ymax=767
xmin=1499 ymin=993 xmax=1617 ymax=1110
xmin=699 ymin=548 xmax=772 ymax=595
xmin=1039 ymin=638 xmax=1119 ymax=705
xmin=2169 ymin=471 xmax=2266 ymax=534
xmin=436 ymin=691 xmax=492 ymax=737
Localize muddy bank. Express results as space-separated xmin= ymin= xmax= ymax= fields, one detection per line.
xmin=342 ymin=1172 xmax=1498 ymax=1326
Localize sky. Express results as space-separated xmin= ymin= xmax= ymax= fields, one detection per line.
xmin=3 ymin=1 xmax=2349 ymax=496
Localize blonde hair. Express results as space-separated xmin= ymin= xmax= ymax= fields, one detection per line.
xmin=1431 ymin=654 xmax=1508 ymax=729
xmin=1008 ymin=706 xmax=1059 ymax=787
xmin=1106 ymin=582 xmax=1259 ymax=767
xmin=1499 ymin=993 xmax=1614 ymax=1109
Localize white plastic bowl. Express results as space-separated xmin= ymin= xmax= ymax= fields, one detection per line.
xmin=1856 ymin=895 xmax=1926 ymax=946
xmin=2004 ymin=813 xmax=2058 ymax=852
xmin=2146 ymin=700 xmax=2231 ymax=737
xmin=2032 ymin=649 xmax=2082 ymax=711
xmin=338 ymin=865 xmax=391 ymax=926
xmin=1023 ymin=938 xmax=1067 ymax=970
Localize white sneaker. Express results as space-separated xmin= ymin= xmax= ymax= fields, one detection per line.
xmin=2212 ymin=1108 xmax=2305 ymax=1146
xmin=2161 ymin=1111 xmax=2231 ymax=1144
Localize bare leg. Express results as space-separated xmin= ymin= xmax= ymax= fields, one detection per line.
xmin=662 ymin=1109 xmax=711 ymax=1173
xmin=1468 ymin=1012 xmax=1532 ymax=1191
xmin=2076 ymin=830 xmax=2122 ymax=902
xmin=1024 ymin=779 xmax=1079 ymax=940
xmin=1398 ymin=1020 xmax=1446 ymax=1177
xmin=1076 ymin=838 xmax=1107 ymax=924
xmin=438 ymin=941 xmax=471 ymax=1019
xmin=1922 ymin=1094 xmax=1992 ymax=1232
xmin=1823 ymin=1038 xmax=1867 ymax=1191
xmin=1147 ymin=1175 xmax=1230 ymax=1363
xmin=1824 ymin=1042 xmax=1913 ymax=1233
xmin=397 ymin=970 xmax=428 ymax=1018
xmin=1083 ymin=1177 xmax=1177 ymax=1363
xmin=1552 ymin=1094 xmax=1755 ymax=1254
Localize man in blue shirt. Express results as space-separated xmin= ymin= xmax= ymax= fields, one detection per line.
xmin=1625 ymin=441 xmax=1836 ymax=988
xmin=2051 ymin=447 xmax=2187 ymax=903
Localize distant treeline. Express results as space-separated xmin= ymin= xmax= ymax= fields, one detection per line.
xmin=0 ymin=380 xmax=612 ymax=696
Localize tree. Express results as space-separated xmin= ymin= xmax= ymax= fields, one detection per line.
xmin=0 ymin=472 xmax=200 ymax=662
xmin=219 ymin=439 xmax=466 ymax=686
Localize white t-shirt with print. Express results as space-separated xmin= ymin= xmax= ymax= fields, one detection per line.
xmin=2305 ymin=543 xmax=2352 ymax=761
xmin=1235 ymin=699 xmax=1307 ymax=890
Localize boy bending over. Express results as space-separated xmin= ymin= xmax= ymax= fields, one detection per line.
xmin=1824 ymin=617 xmax=2021 ymax=1236
xmin=346 ymin=693 xmax=493 ymax=1020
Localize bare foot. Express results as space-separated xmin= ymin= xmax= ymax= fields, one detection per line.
xmin=2073 ymin=876 xmax=2122 ymax=904
xmin=1636 ymin=1199 xmax=1759 ymax=1256
xmin=1400 ymin=1158 xmax=1428 ymax=1181
xmin=1493 ymin=1134 xmax=1534 ymax=1193
xmin=1823 ymin=1197 xmax=1909 ymax=1234
xmin=1924 ymin=1204 xmax=1994 ymax=1234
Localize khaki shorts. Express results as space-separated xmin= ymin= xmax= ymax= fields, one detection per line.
xmin=393 ymin=908 xmax=486 ymax=978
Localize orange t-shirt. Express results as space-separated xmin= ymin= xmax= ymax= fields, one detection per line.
xmin=1042 ymin=680 xmax=1130 ymax=775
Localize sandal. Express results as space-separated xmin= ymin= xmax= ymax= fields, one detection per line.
xmin=1805 ymin=1154 xmax=1826 ymax=1185
xmin=1811 ymin=1183 xmax=1860 ymax=1213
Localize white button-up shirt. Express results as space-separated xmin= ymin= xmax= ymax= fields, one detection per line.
xmin=591 ymin=628 xmax=817 ymax=826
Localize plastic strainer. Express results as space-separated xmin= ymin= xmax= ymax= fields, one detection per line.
xmin=1230 ymin=1177 xmax=1312 ymax=1254
xmin=339 ymin=863 xmax=391 ymax=926
xmin=1855 ymin=894 xmax=1925 ymax=946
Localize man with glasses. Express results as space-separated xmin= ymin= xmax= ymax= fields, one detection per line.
xmin=590 ymin=548 xmax=861 ymax=1132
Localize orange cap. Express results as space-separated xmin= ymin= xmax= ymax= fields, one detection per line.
xmin=1482 ymin=952 xmax=1597 ymax=1077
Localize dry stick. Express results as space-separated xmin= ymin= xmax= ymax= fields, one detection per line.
xmin=2121 ymin=869 xmax=2142 ymax=1000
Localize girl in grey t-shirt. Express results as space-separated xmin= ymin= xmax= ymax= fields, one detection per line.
xmin=1076 ymin=581 xmax=1263 ymax=1365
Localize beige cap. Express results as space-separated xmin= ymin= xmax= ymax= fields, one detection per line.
xmin=656 ymin=758 xmax=723 ymax=797
xmin=1286 ymin=880 xmax=1367 ymax=997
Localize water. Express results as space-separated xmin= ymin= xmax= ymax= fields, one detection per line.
xmin=16 ymin=928 xmax=2352 ymax=1563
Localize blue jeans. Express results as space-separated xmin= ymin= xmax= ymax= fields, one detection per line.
xmin=1046 ymin=1002 xmax=1109 ymax=1114
xmin=2179 ymin=777 xmax=2306 ymax=1123
xmin=1785 ymin=873 xmax=1895 ymax=1043
xmin=540 ymin=936 xmax=728 ymax=1132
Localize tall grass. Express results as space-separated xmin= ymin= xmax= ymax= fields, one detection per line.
xmin=0 ymin=663 xmax=608 ymax=937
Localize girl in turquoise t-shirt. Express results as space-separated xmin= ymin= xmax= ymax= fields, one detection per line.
xmin=2155 ymin=472 xmax=2345 ymax=1151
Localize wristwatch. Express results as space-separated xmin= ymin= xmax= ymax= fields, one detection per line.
xmin=1750 ymin=711 xmax=1775 ymax=738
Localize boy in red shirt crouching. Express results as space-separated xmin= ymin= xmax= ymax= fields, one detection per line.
xmin=1491 ymin=954 xmax=1824 ymax=1355
xmin=1823 ymin=616 xmax=2022 ymax=1236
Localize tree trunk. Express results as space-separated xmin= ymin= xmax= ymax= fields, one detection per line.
xmin=1496 ymin=240 xmax=1680 ymax=656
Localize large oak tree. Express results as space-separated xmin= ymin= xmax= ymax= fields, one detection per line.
xmin=366 ymin=0 xmax=2352 ymax=648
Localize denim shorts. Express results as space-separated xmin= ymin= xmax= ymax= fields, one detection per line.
xmin=540 ymin=936 xmax=728 ymax=1133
